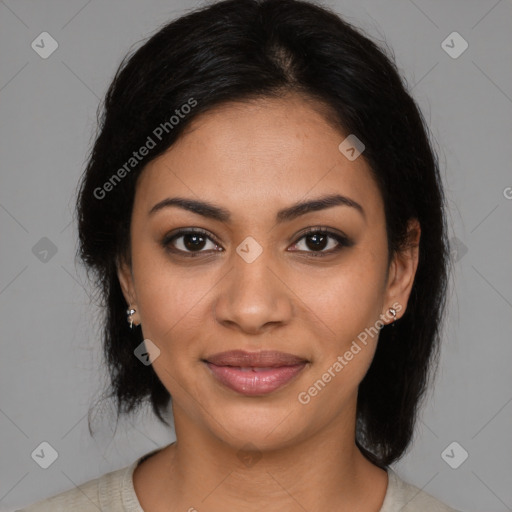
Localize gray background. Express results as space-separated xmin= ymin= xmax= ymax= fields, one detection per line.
xmin=1 ymin=0 xmax=511 ymax=510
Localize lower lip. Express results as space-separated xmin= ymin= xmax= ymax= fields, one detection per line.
xmin=204 ymin=362 xmax=307 ymax=396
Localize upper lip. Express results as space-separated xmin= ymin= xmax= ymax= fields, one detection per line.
xmin=204 ymin=350 xmax=308 ymax=367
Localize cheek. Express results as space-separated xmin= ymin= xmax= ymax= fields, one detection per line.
xmin=136 ymin=270 xmax=209 ymax=342
xmin=129 ymin=244 xmax=178 ymax=330
xmin=299 ymin=256 xmax=385 ymax=335
xmin=130 ymin=246 xmax=217 ymax=368
xmin=290 ymin=254 xmax=386 ymax=398
xmin=296 ymin=270 xmax=383 ymax=410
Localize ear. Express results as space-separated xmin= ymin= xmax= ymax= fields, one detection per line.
xmin=382 ymin=218 xmax=421 ymax=322
xmin=116 ymin=255 xmax=136 ymax=307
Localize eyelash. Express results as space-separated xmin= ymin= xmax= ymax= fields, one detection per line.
xmin=161 ymin=227 xmax=353 ymax=258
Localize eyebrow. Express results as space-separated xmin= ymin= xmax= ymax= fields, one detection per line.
xmin=149 ymin=193 xmax=366 ymax=223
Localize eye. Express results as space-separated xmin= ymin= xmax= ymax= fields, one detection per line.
xmin=162 ymin=228 xmax=223 ymax=256
xmin=162 ymin=226 xmax=353 ymax=258
xmin=288 ymin=227 xmax=353 ymax=257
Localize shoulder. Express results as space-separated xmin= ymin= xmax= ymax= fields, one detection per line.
xmin=380 ymin=468 xmax=462 ymax=512
xmin=16 ymin=462 xmax=136 ymax=512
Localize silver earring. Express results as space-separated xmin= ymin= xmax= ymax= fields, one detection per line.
xmin=389 ymin=307 xmax=397 ymax=326
xmin=127 ymin=308 xmax=136 ymax=329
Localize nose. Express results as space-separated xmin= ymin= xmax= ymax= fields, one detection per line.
xmin=213 ymin=250 xmax=293 ymax=335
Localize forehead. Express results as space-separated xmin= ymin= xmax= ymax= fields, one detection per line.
xmin=135 ymin=95 xmax=383 ymax=224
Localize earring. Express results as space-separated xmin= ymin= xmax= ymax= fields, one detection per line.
xmin=126 ymin=307 xmax=136 ymax=329
xmin=388 ymin=307 xmax=397 ymax=327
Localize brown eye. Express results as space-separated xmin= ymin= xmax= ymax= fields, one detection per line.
xmin=289 ymin=228 xmax=353 ymax=257
xmin=181 ymin=233 xmax=208 ymax=251
xmin=304 ymin=232 xmax=329 ymax=251
xmin=162 ymin=229 xmax=222 ymax=255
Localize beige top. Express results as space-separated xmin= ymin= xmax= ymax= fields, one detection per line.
xmin=18 ymin=448 xmax=460 ymax=512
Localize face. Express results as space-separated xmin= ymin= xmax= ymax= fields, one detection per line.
xmin=118 ymin=94 xmax=420 ymax=451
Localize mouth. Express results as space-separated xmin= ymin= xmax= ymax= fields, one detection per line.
xmin=202 ymin=350 xmax=309 ymax=396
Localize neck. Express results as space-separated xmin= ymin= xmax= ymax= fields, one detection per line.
xmin=136 ymin=405 xmax=388 ymax=512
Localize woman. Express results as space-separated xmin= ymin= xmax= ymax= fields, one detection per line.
xmin=21 ymin=0 xmax=459 ymax=510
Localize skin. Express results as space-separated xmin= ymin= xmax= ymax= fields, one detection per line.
xmin=118 ymin=93 xmax=420 ymax=512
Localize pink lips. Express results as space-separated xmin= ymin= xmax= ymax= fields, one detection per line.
xmin=204 ymin=350 xmax=308 ymax=396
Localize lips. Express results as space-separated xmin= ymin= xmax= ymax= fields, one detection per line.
xmin=203 ymin=350 xmax=308 ymax=396
xmin=205 ymin=350 xmax=307 ymax=367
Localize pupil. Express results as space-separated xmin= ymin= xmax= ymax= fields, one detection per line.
xmin=184 ymin=234 xmax=206 ymax=251
xmin=306 ymin=233 xmax=327 ymax=251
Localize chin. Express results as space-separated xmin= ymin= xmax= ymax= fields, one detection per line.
xmin=200 ymin=391 xmax=309 ymax=448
